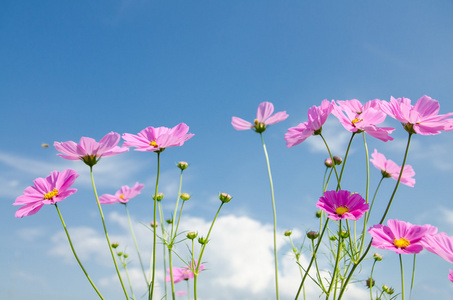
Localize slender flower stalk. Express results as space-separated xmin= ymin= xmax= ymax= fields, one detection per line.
xmin=399 ymin=254 xmax=405 ymax=300
xmin=55 ymin=203 xmax=105 ymax=299
xmin=90 ymin=167 xmax=130 ymax=299
xmin=150 ymin=152 xmax=161 ymax=300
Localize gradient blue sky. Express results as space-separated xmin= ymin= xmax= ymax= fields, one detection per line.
xmin=2 ymin=1 xmax=453 ymax=299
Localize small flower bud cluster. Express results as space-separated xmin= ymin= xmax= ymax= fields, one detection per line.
xmin=219 ymin=193 xmax=232 ymax=203
xmin=177 ymin=161 xmax=189 ymax=170
xmin=284 ymin=230 xmax=292 ymax=237
xmin=307 ymin=231 xmax=319 ymax=240
xmin=180 ymin=193 xmax=191 ymax=201
xmin=187 ymin=232 xmax=198 ymax=240
xmin=382 ymin=285 xmax=394 ymax=295
xmin=373 ymin=253 xmax=383 ymax=261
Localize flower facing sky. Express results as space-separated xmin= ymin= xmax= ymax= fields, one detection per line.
xmin=331 ymin=99 xmax=395 ymax=142
xmin=316 ymin=190 xmax=369 ymax=221
xmin=231 ymin=101 xmax=288 ymax=133
xmin=370 ymin=149 xmax=415 ymax=187
xmin=379 ymin=95 xmax=453 ymax=135
xmin=13 ymin=169 xmax=79 ymax=218
xmin=368 ymin=219 xmax=430 ymax=254
xmin=166 ymin=261 xmax=206 ymax=283
xmin=99 ymin=182 xmax=144 ymax=204
xmin=285 ymin=99 xmax=333 ymax=147
xmin=54 ymin=132 xmax=129 ymax=167
xmin=122 ymin=123 xmax=194 ymax=152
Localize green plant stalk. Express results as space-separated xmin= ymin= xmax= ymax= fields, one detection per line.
xmin=150 ymin=152 xmax=161 ymax=300
xmin=125 ymin=204 xmax=148 ymax=286
xmin=311 ymin=239 xmax=327 ymax=293
xmin=194 ymin=202 xmax=224 ymax=300
xmin=336 ymin=132 xmax=413 ymax=300
xmin=122 ymin=257 xmax=136 ymax=300
xmin=327 ymin=220 xmax=343 ymax=299
xmin=336 ymin=132 xmax=357 ymax=190
xmin=399 ymin=254 xmax=405 ymax=300
xmin=260 ymin=132 xmax=280 ymax=300
xmin=320 ymin=134 xmax=341 ymax=188
xmin=90 ymin=166 xmax=129 ymax=300
xmin=369 ymin=260 xmax=377 ymax=300
xmin=54 ymin=203 xmax=105 ymax=299
xmin=157 ymin=200 xmax=168 ymax=299
xmin=410 ymin=254 xmax=417 ymax=298
xmin=358 ymin=132 xmax=370 ymax=258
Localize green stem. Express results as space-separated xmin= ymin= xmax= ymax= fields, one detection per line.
xmin=400 ymin=254 xmax=405 ymax=300
xmin=123 ymin=258 xmax=136 ymax=300
xmin=327 ymin=220 xmax=343 ymax=298
xmin=260 ymin=132 xmax=280 ymax=300
xmin=90 ymin=166 xmax=129 ymax=299
xmin=125 ymin=204 xmax=148 ymax=286
xmin=150 ymin=152 xmax=161 ymax=300
xmin=54 ymin=204 xmax=105 ymax=299
xmin=336 ymin=132 xmax=356 ymax=190
xmin=410 ymin=254 xmax=416 ymax=298
xmin=369 ymin=260 xmax=377 ymax=300
xmin=319 ymin=134 xmax=341 ymax=188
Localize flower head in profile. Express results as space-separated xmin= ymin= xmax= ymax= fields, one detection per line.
xmin=13 ymin=169 xmax=79 ymax=218
xmin=332 ymin=99 xmax=395 ymax=142
xmin=166 ymin=260 xmax=205 ymax=283
xmin=316 ymin=190 xmax=369 ymax=221
xmin=231 ymin=101 xmax=288 ymax=133
xmin=99 ymin=182 xmax=144 ymax=204
xmin=422 ymin=232 xmax=453 ymax=270
xmin=380 ymin=95 xmax=453 ymax=135
xmin=54 ymin=132 xmax=129 ymax=167
xmin=285 ymin=99 xmax=334 ymax=147
xmin=368 ymin=219 xmax=430 ymax=254
xmin=122 ymin=123 xmax=194 ymax=153
xmin=370 ymin=149 xmax=415 ymax=187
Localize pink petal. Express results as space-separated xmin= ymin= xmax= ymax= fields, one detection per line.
xmin=256 ymin=102 xmax=274 ymax=123
xmin=231 ymin=117 xmax=253 ymax=130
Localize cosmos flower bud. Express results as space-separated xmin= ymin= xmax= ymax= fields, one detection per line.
xmin=366 ymin=278 xmax=375 ymax=288
xmin=284 ymin=230 xmax=292 ymax=237
xmin=153 ymin=193 xmax=164 ymax=201
xmin=373 ymin=253 xmax=383 ymax=261
xmin=307 ymin=231 xmax=319 ymax=240
xmin=324 ymin=158 xmax=333 ymax=167
xmin=111 ymin=242 xmax=119 ymax=249
xmin=177 ymin=161 xmax=189 ymax=170
xmin=166 ymin=219 xmax=173 ymax=224
xmin=198 ymin=237 xmax=208 ymax=245
xmin=315 ymin=210 xmax=322 ymax=218
xmin=180 ymin=193 xmax=191 ymax=201
xmin=187 ymin=232 xmax=198 ymax=240
xmin=382 ymin=285 xmax=394 ymax=295
xmin=339 ymin=230 xmax=349 ymax=238
xmin=329 ymin=236 xmax=337 ymax=241
xmin=117 ymin=252 xmax=123 ymax=257
xmin=219 ymin=193 xmax=232 ymax=203
xmin=333 ymin=156 xmax=343 ymax=165
xmin=150 ymin=221 xmax=158 ymax=228
xmin=123 ymin=254 xmax=128 ymax=259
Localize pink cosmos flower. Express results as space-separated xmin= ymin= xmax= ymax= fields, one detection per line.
xmin=54 ymin=132 xmax=129 ymax=167
xmin=331 ymin=99 xmax=394 ymax=142
xmin=285 ymin=99 xmax=334 ymax=147
xmin=421 ymin=231 xmax=453 ymax=282
xmin=122 ymin=123 xmax=194 ymax=153
xmin=316 ymin=190 xmax=369 ymax=221
xmin=166 ymin=261 xmax=205 ymax=283
xmin=368 ymin=219 xmax=430 ymax=254
xmin=379 ymin=95 xmax=453 ymax=135
xmin=176 ymin=291 xmax=187 ymax=296
xmin=13 ymin=169 xmax=79 ymax=218
xmin=99 ymin=182 xmax=144 ymax=204
xmin=231 ymin=101 xmax=288 ymax=133
xmin=370 ymin=149 xmax=415 ymax=187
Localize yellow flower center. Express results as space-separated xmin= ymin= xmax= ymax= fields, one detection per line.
xmin=43 ymin=188 xmax=58 ymax=200
xmin=351 ymin=118 xmax=363 ymax=125
xmin=393 ymin=237 xmax=410 ymax=248
xmin=335 ymin=206 xmax=349 ymax=216
xmin=149 ymin=140 xmax=158 ymax=147
xmin=119 ymin=194 xmax=124 ymax=200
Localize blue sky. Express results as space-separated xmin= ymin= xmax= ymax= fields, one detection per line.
xmin=2 ymin=1 xmax=453 ymax=299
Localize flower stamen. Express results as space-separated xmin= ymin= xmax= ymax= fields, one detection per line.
xmin=149 ymin=140 xmax=158 ymax=147
xmin=393 ymin=237 xmax=410 ymax=248
xmin=335 ymin=206 xmax=349 ymax=216
xmin=43 ymin=188 xmax=58 ymax=200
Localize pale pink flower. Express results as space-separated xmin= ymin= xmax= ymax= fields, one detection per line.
xmin=380 ymin=95 xmax=453 ymax=135
xmin=421 ymin=231 xmax=453 ymax=282
xmin=285 ymin=99 xmax=334 ymax=147
xmin=332 ymin=99 xmax=394 ymax=142
xmin=99 ymin=182 xmax=144 ymax=204
xmin=166 ymin=261 xmax=205 ymax=283
xmin=368 ymin=219 xmax=430 ymax=254
xmin=122 ymin=123 xmax=194 ymax=152
xmin=316 ymin=190 xmax=369 ymax=221
xmin=13 ymin=169 xmax=79 ymax=218
xmin=54 ymin=132 xmax=129 ymax=167
xmin=231 ymin=101 xmax=288 ymax=132
xmin=175 ymin=291 xmax=187 ymax=296
xmin=370 ymin=149 xmax=415 ymax=187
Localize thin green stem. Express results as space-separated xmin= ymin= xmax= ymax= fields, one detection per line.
xmin=122 ymin=257 xmax=136 ymax=300
xmin=410 ymin=254 xmax=416 ymax=298
xmin=125 ymin=204 xmax=148 ymax=286
xmin=327 ymin=220 xmax=343 ymax=298
xmin=370 ymin=260 xmax=377 ymax=300
xmin=336 ymin=132 xmax=357 ymax=190
xmin=90 ymin=166 xmax=129 ymax=299
xmin=319 ymin=134 xmax=340 ymax=188
xmin=400 ymin=254 xmax=405 ymax=300
xmin=150 ymin=152 xmax=161 ymax=300
xmin=54 ymin=204 xmax=104 ymax=299
xmin=260 ymin=132 xmax=280 ymax=300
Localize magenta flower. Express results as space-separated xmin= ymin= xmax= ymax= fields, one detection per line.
xmin=54 ymin=132 xmax=129 ymax=167
xmin=231 ymin=101 xmax=288 ymax=133
xmin=316 ymin=190 xmax=369 ymax=221
xmin=13 ymin=169 xmax=79 ymax=218
xmin=122 ymin=123 xmax=194 ymax=153
xmin=285 ymin=99 xmax=334 ymax=147
xmin=370 ymin=149 xmax=415 ymax=187
xmin=331 ymin=99 xmax=395 ymax=142
xmin=99 ymin=182 xmax=144 ymax=204
xmin=368 ymin=219 xmax=430 ymax=254
xmin=380 ymin=95 xmax=453 ymax=135
xmin=166 ymin=261 xmax=205 ymax=283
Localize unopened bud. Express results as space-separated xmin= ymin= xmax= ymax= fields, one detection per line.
xmin=180 ymin=193 xmax=191 ymax=201
xmin=150 ymin=221 xmax=158 ymax=228
xmin=117 ymin=252 xmax=123 ymax=257
xmin=366 ymin=278 xmax=375 ymax=288
xmin=153 ymin=193 xmax=164 ymax=201
xmin=339 ymin=230 xmax=349 ymax=238
xmin=382 ymin=285 xmax=394 ymax=295
xmin=329 ymin=236 xmax=337 ymax=241
xmin=187 ymin=232 xmax=198 ymax=240
xmin=324 ymin=158 xmax=333 ymax=168
xmin=284 ymin=230 xmax=292 ymax=237
xmin=198 ymin=236 xmax=208 ymax=245
xmin=315 ymin=210 xmax=322 ymax=218
xmin=111 ymin=242 xmax=119 ymax=249
xmin=219 ymin=193 xmax=232 ymax=203
xmin=307 ymin=231 xmax=319 ymax=240
xmin=373 ymin=253 xmax=383 ymax=261
xmin=166 ymin=218 xmax=173 ymax=224
xmin=123 ymin=254 xmax=128 ymax=258
xmin=333 ymin=156 xmax=343 ymax=165
xmin=177 ymin=161 xmax=189 ymax=170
